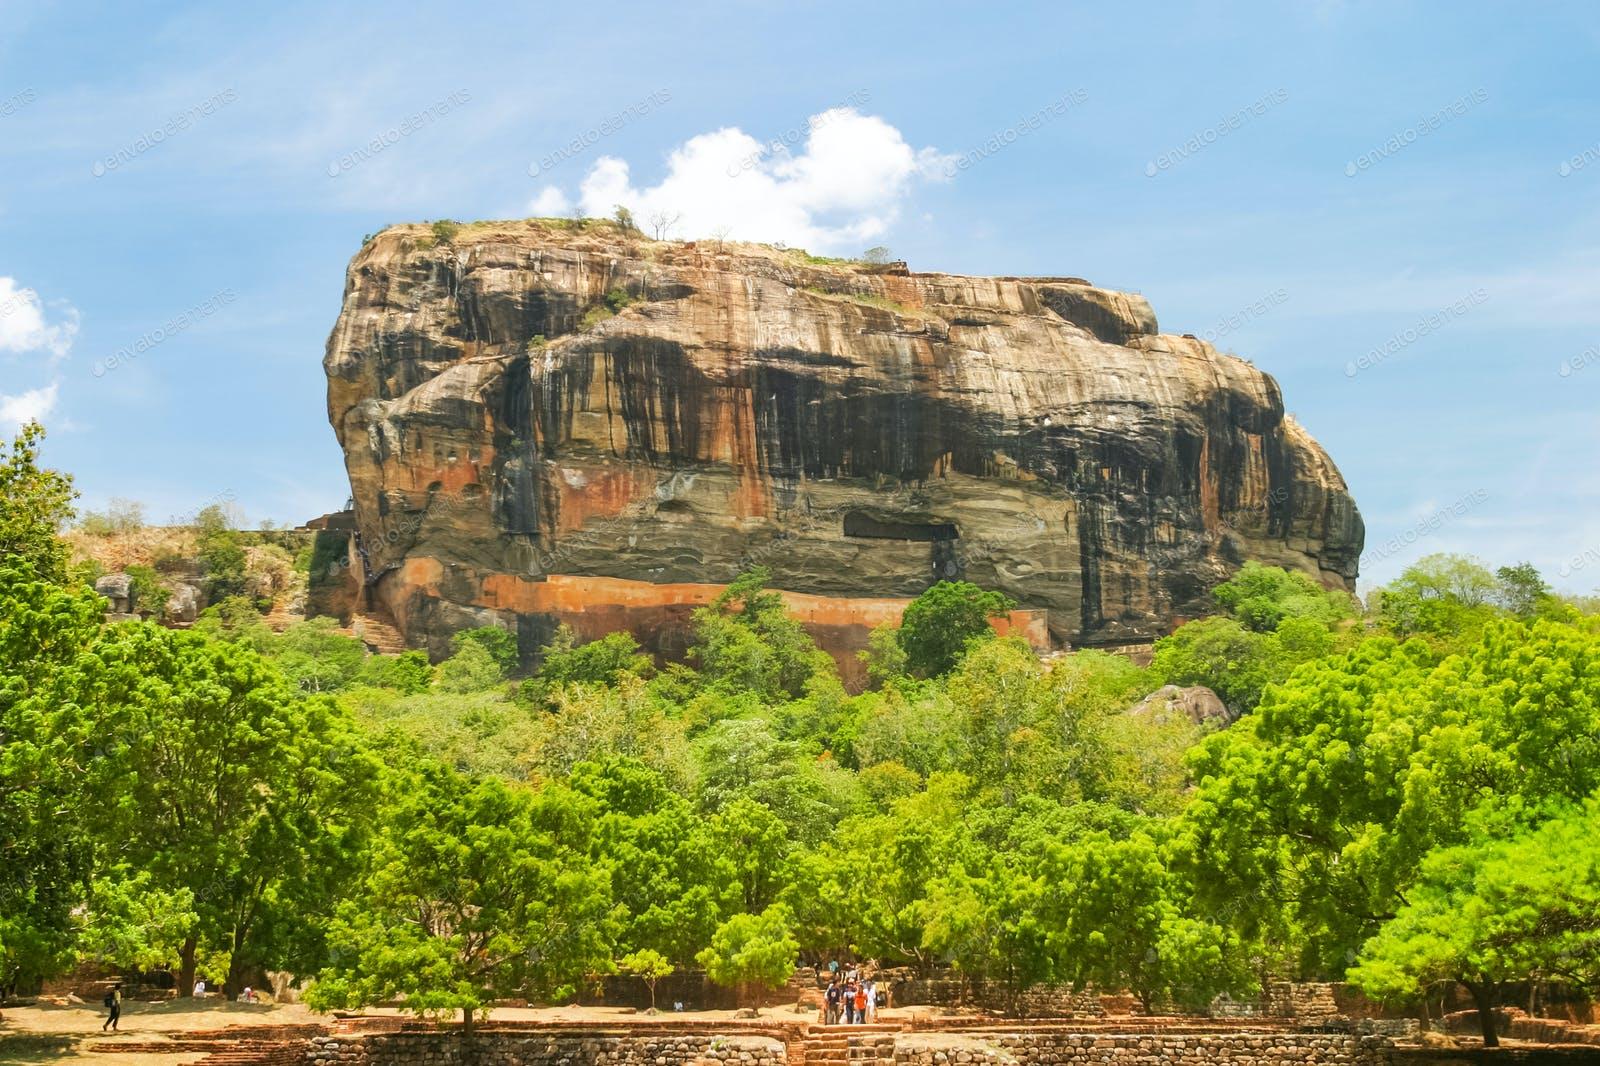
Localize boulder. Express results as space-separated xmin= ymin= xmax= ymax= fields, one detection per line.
xmin=1127 ymin=684 xmax=1236 ymax=728
xmin=94 ymin=572 xmax=133 ymax=614
xmin=166 ymin=583 xmax=202 ymax=624
xmin=323 ymin=222 xmax=1363 ymax=670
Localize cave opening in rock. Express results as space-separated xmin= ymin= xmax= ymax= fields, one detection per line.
xmin=843 ymin=511 xmax=958 ymax=541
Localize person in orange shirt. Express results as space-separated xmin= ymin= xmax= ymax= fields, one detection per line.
xmin=853 ymin=982 xmax=867 ymax=1024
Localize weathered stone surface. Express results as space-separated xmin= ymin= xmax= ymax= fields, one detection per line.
xmin=166 ymin=582 xmax=202 ymax=624
xmin=94 ymin=572 xmax=133 ymax=614
xmin=325 ymin=222 xmax=1363 ymax=665
xmin=1127 ymin=684 xmax=1236 ymax=729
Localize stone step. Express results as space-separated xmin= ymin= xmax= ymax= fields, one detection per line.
xmin=347 ymin=612 xmax=409 ymax=655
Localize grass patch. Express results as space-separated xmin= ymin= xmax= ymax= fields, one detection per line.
xmin=802 ymin=285 xmax=917 ymax=317
xmin=0 ymin=1033 xmax=75 ymax=1065
xmin=791 ymin=248 xmax=860 ymax=266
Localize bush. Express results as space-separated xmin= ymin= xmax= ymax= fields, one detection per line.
xmin=77 ymin=498 xmax=145 ymax=537
xmin=124 ymin=564 xmax=169 ymax=621
xmin=431 ymin=219 xmax=461 ymax=244
xmin=897 ymin=581 xmax=1015 ymax=678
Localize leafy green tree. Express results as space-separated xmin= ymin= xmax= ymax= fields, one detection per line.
xmin=194 ymin=503 xmax=248 ymax=600
xmin=1210 ymin=562 xmax=1354 ymax=633
xmin=529 ymin=676 xmax=690 ymax=786
xmin=521 ymin=626 xmax=654 ymax=707
xmin=785 ymin=792 xmax=961 ymax=971
xmin=272 ymin=616 xmax=366 ymax=692
xmin=694 ymin=717 xmax=856 ymax=843
xmin=76 ymin=871 xmax=198 ymax=974
xmin=696 ymin=904 xmax=798 ymax=1010
xmin=571 ymin=758 xmax=736 ymax=964
xmin=309 ymin=766 xmax=618 ymax=1031
xmin=1493 ymin=562 xmax=1553 ymax=620
xmin=689 ymin=567 xmax=831 ymax=700
xmin=711 ymin=797 xmax=793 ymax=914
xmin=356 ymin=649 xmax=434 ymax=693
xmin=340 ymin=686 xmax=538 ymax=779
xmin=0 ymin=422 xmax=76 ymax=583
xmin=82 ymin=624 xmax=380 ymax=995
xmin=920 ymin=851 xmax=1050 ymax=1013
xmin=620 ymin=948 xmax=674 ymax=1012
xmin=1040 ymin=831 xmax=1249 ymax=1013
xmin=1349 ymin=804 xmax=1600 ymax=1047
xmin=192 ymin=594 xmax=275 ymax=650
xmin=897 ymin=581 xmax=1015 ymax=678
xmin=453 ymin=626 xmax=520 ymax=675
xmin=1177 ymin=617 xmax=1600 ymax=976
xmin=123 ymin=564 xmax=170 ymax=621
xmin=435 ymin=638 xmax=506 ymax=693
xmin=1373 ymin=553 xmax=1500 ymax=641
xmin=0 ymin=560 xmax=105 ymax=991
xmin=1150 ymin=613 xmax=1335 ymax=717
xmin=859 ymin=622 xmax=908 ymax=687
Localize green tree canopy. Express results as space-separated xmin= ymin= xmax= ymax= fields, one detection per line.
xmin=897 ymin=580 xmax=1016 ymax=678
xmin=309 ymin=766 xmax=618 ymax=1029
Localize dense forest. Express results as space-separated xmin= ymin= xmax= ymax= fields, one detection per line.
xmin=4 ymin=422 xmax=1599 ymax=1046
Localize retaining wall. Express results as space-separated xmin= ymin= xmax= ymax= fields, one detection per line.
xmin=306 ymin=1030 xmax=788 ymax=1066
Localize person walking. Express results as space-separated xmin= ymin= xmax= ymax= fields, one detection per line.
xmin=864 ymin=978 xmax=877 ymax=1023
xmin=102 ymin=983 xmax=122 ymax=1032
xmin=824 ymin=977 xmax=842 ymax=1025
xmin=853 ymin=981 xmax=867 ymax=1025
xmin=842 ymin=981 xmax=856 ymax=1025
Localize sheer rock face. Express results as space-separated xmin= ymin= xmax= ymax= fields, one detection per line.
xmin=325 ymin=222 xmax=1363 ymax=666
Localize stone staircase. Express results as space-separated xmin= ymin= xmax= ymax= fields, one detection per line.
xmin=260 ymin=598 xmax=301 ymax=633
xmin=347 ymin=612 xmax=408 ymax=655
xmin=796 ymin=1024 xmax=901 ymax=1066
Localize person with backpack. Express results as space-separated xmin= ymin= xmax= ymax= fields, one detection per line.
xmin=824 ymin=976 xmax=842 ymax=1025
xmin=102 ymin=983 xmax=122 ymax=1032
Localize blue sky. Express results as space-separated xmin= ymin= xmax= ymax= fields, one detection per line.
xmin=2 ymin=1 xmax=1597 ymax=593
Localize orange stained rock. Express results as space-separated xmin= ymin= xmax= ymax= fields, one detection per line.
xmin=469 ymin=571 xmax=1048 ymax=649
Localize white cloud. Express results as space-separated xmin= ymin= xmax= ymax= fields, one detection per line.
xmin=0 ymin=278 xmax=78 ymax=359
xmin=0 ymin=382 xmax=60 ymax=433
xmin=527 ymin=185 xmax=571 ymax=216
xmin=539 ymin=107 xmax=952 ymax=250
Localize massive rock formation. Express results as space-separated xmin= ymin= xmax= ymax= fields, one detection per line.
xmin=324 ymin=221 xmax=1362 ymax=670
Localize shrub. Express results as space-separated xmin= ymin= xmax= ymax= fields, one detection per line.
xmin=430 ymin=219 xmax=462 ymax=244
